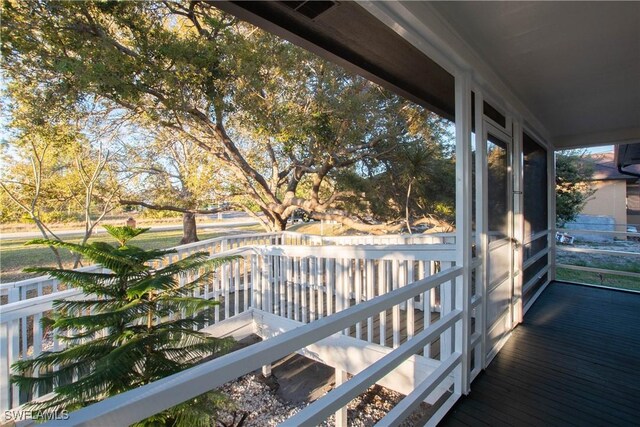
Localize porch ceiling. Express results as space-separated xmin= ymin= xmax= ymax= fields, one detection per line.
xmin=415 ymin=1 xmax=640 ymax=149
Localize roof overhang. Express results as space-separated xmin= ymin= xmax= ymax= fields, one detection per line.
xmin=213 ymin=1 xmax=455 ymax=120
xmin=616 ymin=143 xmax=640 ymax=177
xmin=214 ymin=1 xmax=639 ymax=150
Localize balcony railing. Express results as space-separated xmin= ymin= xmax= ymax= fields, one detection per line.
xmin=1 ymin=231 xmax=465 ymax=425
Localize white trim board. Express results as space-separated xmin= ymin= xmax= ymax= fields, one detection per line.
xmin=202 ymin=308 xmax=453 ymax=405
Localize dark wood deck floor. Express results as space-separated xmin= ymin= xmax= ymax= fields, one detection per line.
xmin=440 ymin=282 xmax=640 ymax=427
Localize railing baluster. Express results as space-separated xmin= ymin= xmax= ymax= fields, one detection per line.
xmin=301 ymin=258 xmax=308 ymax=323
xmin=309 ymin=258 xmax=317 ymax=322
xmin=243 ymin=257 xmax=249 ymax=313
xmin=441 ymin=261 xmax=454 ymax=360
xmin=278 ymin=256 xmax=285 ymax=317
xmin=0 ymin=323 xmax=10 ymax=409
xmin=407 ymin=260 xmax=415 ymax=341
xmin=378 ymin=260 xmax=386 ymax=346
xmin=392 ymin=259 xmax=401 ymax=348
xmin=318 ymin=258 xmax=325 ymax=319
xmin=263 ymin=256 xmax=271 ymax=314
xmin=422 ymin=260 xmax=431 ymax=357
xmin=234 ymin=259 xmax=240 ymax=317
xmin=355 ymin=259 xmax=362 ymax=340
xmin=366 ymin=259 xmax=374 ymax=343
xmin=214 ymin=263 xmax=220 ymax=323
xmin=9 ymin=318 xmax=20 ymax=407
xmin=294 ymin=257 xmax=300 ymax=322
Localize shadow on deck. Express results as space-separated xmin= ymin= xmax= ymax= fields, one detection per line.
xmin=440 ymin=282 xmax=640 ymax=426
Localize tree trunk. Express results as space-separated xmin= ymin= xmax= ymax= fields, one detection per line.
xmin=180 ymin=212 xmax=199 ymax=244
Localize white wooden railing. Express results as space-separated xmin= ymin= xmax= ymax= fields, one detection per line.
xmin=0 ymin=232 xmax=457 ymax=413
xmin=45 ymin=265 xmax=465 ymax=427
xmin=0 ymin=232 xmax=452 ymax=304
xmin=0 ymin=232 xmax=284 ymax=304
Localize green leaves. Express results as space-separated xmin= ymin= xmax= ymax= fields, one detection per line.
xmin=556 ymin=152 xmax=596 ymax=226
xmin=103 ymin=224 xmax=150 ymax=246
xmin=13 ymin=226 xmax=240 ymax=421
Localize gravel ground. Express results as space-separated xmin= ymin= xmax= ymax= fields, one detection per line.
xmin=216 ymin=373 xmax=429 ymax=426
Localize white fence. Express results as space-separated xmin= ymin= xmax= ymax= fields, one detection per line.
xmin=0 ymin=232 xmax=452 ymax=304
xmin=0 ymin=232 xmax=284 ymax=304
xmin=0 ymin=232 xmax=457 ymax=413
xmin=46 ymin=265 xmax=465 ymax=427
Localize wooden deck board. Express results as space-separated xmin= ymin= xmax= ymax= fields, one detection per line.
xmin=440 ymin=282 xmax=640 ymax=426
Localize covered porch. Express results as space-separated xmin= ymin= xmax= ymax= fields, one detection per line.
xmin=1 ymin=1 xmax=638 ymax=426
xmin=442 ymin=282 xmax=640 ymax=426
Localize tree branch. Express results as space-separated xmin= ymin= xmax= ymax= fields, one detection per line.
xmin=119 ymin=199 xmax=228 ymax=215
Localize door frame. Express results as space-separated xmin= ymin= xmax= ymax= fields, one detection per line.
xmin=482 ymin=121 xmax=516 ymax=367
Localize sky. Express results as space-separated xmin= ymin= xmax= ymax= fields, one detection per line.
xmin=585 ymin=145 xmax=613 ymax=154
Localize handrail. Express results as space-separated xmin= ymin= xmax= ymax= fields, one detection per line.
xmin=0 ymin=233 xmax=282 ymax=302
xmin=282 ymin=310 xmax=462 ymax=426
xmin=1 ymin=231 xmax=455 ymax=303
xmin=46 ymin=266 xmax=463 ymax=427
xmin=1 ymin=237 xmax=458 ymax=412
xmin=259 ymin=243 xmax=457 ymax=261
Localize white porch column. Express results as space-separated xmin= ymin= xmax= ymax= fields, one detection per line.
xmin=473 ymin=86 xmax=488 ymax=373
xmin=454 ymin=70 xmax=472 ymax=395
xmin=512 ymin=118 xmax=524 ymax=325
xmin=334 ymin=369 xmax=348 ymax=427
xmin=548 ymin=148 xmax=557 ymax=281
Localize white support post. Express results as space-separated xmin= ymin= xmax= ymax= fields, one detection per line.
xmin=474 ymin=86 xmax=488 ymax=371
xmin=454 ymin=70 xmax=473 ymax=395
xmin=512 ymin=118 xmax=524 ymax=325
xmin=334 ymin=369 xmax=348 ymax=427
xmin=548 ymin=147 xmax=557 ymax=281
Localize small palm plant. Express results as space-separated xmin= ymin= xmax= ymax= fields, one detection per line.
xmin=12 ymin=225 xmax=236 ymax=424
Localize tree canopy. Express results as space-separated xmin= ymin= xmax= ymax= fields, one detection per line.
xmin=2 ymin=0 xmax=454 ymax=233
xmin=555 ymin=151 xmax=596 ymax=226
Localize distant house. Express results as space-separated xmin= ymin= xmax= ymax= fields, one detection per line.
xmin=581 ymin=152 xmax=640 ymax=228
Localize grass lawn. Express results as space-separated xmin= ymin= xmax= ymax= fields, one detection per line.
xmin=0 ymin=226 xmax=262 ymax=283
xmin=556 ymin=267 xmax=640 ymax=292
